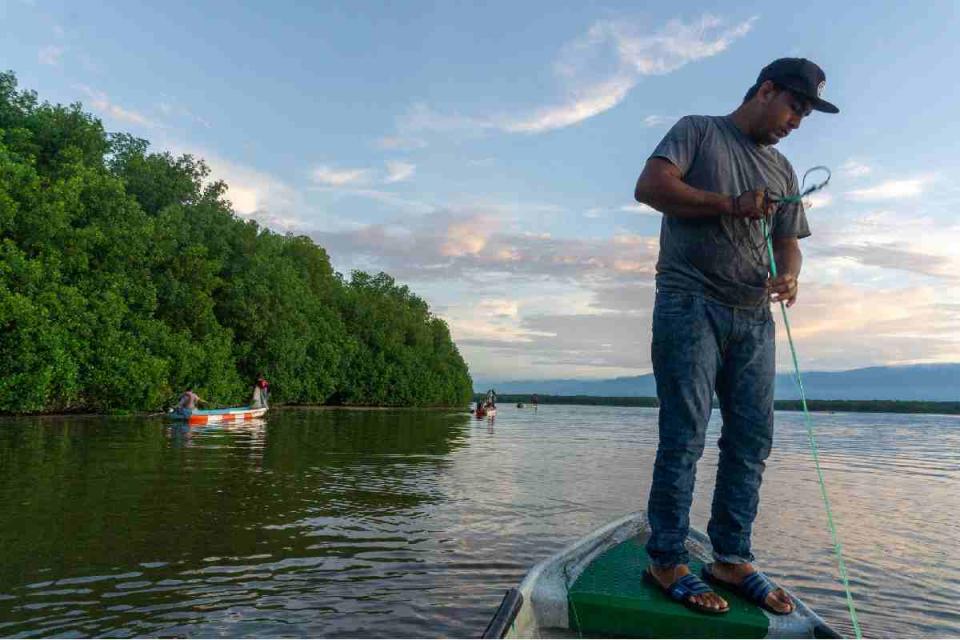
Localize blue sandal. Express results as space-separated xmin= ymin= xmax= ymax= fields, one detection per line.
xmin=702 ymin=566 xmax=795 ymax=615
xmin=644 ymin=569 xmax=730 ymax=614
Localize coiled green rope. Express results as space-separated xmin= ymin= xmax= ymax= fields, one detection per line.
xmin=761 ymin=166 xmax=862 ymax=638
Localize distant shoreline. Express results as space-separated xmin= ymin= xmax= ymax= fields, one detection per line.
xmin=483 ymin=394 xmax=960 ymax=415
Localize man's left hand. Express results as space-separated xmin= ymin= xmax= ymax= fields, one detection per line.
xmin=767 ymin=274 xmax=799 ymax=307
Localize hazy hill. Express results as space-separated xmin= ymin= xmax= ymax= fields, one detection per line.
xmin=475 ymin=364 xmax=960 ymax=401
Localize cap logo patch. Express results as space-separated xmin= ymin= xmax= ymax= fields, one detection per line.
xmin=817 ymin=80 xmax=825 ymax=97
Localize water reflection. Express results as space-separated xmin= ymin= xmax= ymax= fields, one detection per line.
xmin=0 ymin=407 xmax=957 ymax=637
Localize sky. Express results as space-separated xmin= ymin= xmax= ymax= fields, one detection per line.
xmin=3 ymin=0 xmax=959 ymax=381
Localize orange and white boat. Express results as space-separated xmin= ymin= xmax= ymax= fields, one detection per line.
xmin=168 ymin=406 xmax=268 ymax=425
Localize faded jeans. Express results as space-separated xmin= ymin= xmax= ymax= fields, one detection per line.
xmin=645 ymin=290 xmax=775 ymax=567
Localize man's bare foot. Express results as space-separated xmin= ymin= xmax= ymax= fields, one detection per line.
xmin=706 ymin=562 xmax=794 ymax=614
xmin=648 ymin=564 xmax=728 ymax=612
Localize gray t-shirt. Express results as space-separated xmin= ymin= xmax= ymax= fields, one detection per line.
xmin=650 ymin=115 xmax=810 ymax=308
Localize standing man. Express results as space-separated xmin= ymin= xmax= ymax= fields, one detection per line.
xmin=253 ymin=372 xmax=270 ymax=409
xmin=633 ymin=59 xmax=838 ymax=615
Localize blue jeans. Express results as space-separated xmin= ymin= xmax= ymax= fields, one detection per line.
xmin=645 ymin=290 xmax=775 ymax=567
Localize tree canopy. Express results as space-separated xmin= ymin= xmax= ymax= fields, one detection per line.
xmin=0 ymin=71 xmax=473 ymax=413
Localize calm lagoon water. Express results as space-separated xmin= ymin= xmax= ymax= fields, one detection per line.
xmin=1 ymin=405 xmax=958 ymax=638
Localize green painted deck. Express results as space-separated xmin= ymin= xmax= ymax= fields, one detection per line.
xmin=568 ymin=538 xmax=769 ymax=638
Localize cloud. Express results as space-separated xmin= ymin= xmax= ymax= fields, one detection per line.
xmin=385 ymin=161 xmax=416 ymax=184
xmin=160 ymin=140 xmax=306 ymax=231
xmin=313 ymin=209 xmax=659 ymax=285
xmin=642 ymin=115 xmax=676 ymax=127
xmin=459 ymin=278 xmax=960 ymax=379
xmin=397 ymin=103 xmax=494 ymax=136
xmin=589 ymin=283 xmax=656 ymax=313
xmin=805 ymin=199 xmax=960 ymax=284
xmin=310 ymin=187 xmax=436 ymax=216
xmin=613 ymin=15 xmax=757 ymax=74
xmin=585 ymin=203 xmax=659 ymax=218
xmin=846 ymin=177 xmax=931 ymax=202
xmin=814 ymin=241 xmax=957 ymax=280
xmin=501 ymin=75 xmax=636 ymax=133
xmin=478 ymin=299 xmax=520 ymax=319
xmin=38 ymin=45 xmax=64 ymax=65
xmin=440 ymin=218 xmax=492 ymax=257
xmin=75 ymin=85 xmax=157 ymax=128
xmin=308 ymin=197 xmax=960 ymax=380
xmin=805 ymin=192 xmax=832 ymax=209
xmin=158 ymin=99 xmax=212 ymax=129
xmin=397 ymin=14 xmax=756 ymax=136
xmin=772 ymin=283 xmax=960 ymax=369
xmin=621 ymin=202 xmax=659 ymax=215
xmin=311 ymin=164 xmax=374 ymax=187
xmin=311 ymin=161 xmax=416 ymax=189
xmin=840 ymin=159 xmax=872 ymax=178
xmin=455 ymin=304 xmax=656 ymax=376
xmin=376 ymin=136 xmax=427 ymax=151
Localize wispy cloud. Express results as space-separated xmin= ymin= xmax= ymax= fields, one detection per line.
xmin=502 ymin=75 xmax=636 ymax=133
xmin=158 ymin=100 xmax=212 ymax=129
xmin=308 ymin=186 xmax=436 ymax=215
xmin=642 ymin=115 xmax=676 ymax=127
xmin=311 ymin=164 xmax=374 ymax=187
xmin=585 ymin=202 xmax=659 ymax=218
xmin=505 ymin=15 xmax=756 ymax=134
xmin=385 ymin=161 xmax=416 ymax=184
xmin=817 ymin=241 xmax=956 ymax=280
xmin=398 ymin=103 xmax=494 ymax=136
xmin=846 ymin=177 xmax=932 ymax=202
xmin=311 ymin=160 xmax=418 ymax=188
xmin=396 ymin=14 xmax=756 ymax=137
xmin=38 ymin=45 xmax=64 ymax=65
xmin=840 ymin=159 xmax=872 ymax=178
xmin=376 ymin=136 xmax=427 ymax=151
xmin=621 ymin=202 xmax=659 ymax=215
xmin=75 ymin=85 xmax=157 ymax=128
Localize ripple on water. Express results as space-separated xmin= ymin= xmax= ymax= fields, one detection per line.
xmin=0 ymin=407 xmax=958 ymax=637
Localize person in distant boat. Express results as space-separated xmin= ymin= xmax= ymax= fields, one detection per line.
xmin=633 ymin=58 xmax=838 ymax=616
xmin=178 ymin=387 xmax=205 ymax=413
xmin=251 ymin=373 xmax=270 ymax=409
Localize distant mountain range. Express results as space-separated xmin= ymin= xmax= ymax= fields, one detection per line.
xmin=475 ymin=363 xmax=960 ymax=401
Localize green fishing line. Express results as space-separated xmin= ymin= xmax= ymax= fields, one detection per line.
xmin=761 ymin=168 xmax=862 ymax=637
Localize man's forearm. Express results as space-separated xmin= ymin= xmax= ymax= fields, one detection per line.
xmin=635 ymin=174 xmax=733 ymax=219
xmin=773 ymin=241 xmax=803 ymax=277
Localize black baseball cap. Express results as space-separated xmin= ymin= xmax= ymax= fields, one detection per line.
xmin=754 ymin=57 xmax=839 ymax=114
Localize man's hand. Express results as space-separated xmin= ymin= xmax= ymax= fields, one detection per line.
xmin=767 ymin=273 xmax=799 ymax=307
xmin=731 ymin=189 xmax=776 ymax=219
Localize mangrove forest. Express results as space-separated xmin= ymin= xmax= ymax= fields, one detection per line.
xmin=0 ymin=71 xmax=473 ymax=413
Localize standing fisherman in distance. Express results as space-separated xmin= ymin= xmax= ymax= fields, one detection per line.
xmin=633 ymin=58 xmax=839 ymax=615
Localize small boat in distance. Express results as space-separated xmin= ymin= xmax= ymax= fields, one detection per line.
xmin=168 ymin=406 xmax=268 ymax=425
xmin=476 ymin=403 xmax=496 ymax=418
xmin=516 ymin=402 xmax=525 ymax=408
xmin=482 ymin=512 xmax=840 ymax=639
